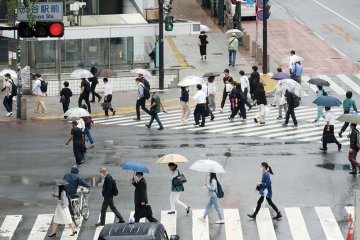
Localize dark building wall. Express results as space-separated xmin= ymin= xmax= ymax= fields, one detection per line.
xmin=99 ymin=0 xmax=123 ymax=14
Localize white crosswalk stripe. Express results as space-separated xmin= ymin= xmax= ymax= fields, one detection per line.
xmin=0 ymin=215 xmax=22 ymax=239
xmin=223 ymin=209 xmax=243 ymax=240
xmin=255 ymin=208 xmax=277 ymax=240
xmin=192 ymin=209 xmax=209 ymax=240
xmin=161 ymin=210 xmax=177 ymax=236
xmin=285 ymin=207 xmax=311 ymax=240
xmin=27 ymin=214 xmax=53 ymax=240
xmin=315 ymin=207 xmax=344 ymax=240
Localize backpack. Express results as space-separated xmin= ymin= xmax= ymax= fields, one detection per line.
xmin=215 ymin=180 xmax=224 ymax=198
xmin=291 ymin=93 xmax=300 ymax=108
xmin=142 ymin=78 xmax=151 ymax=91
xmin=142 ymin=84 xmax=150 ymax=100
xmin=113 ymin=180 xmax=119 ymax=196
xmin=39 ymin=80 xmax=48 ymax=93
xmin=83 ymin=80 xmax=91 ymax=93
xmin=9 ymin=80 xmax=17 ymax=96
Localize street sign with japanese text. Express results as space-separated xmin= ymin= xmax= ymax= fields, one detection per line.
xmin=18 ymin=2 xmax=63 ymax=22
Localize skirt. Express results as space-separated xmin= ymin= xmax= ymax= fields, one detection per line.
xmin=53 ymin=203 xmax=73 ymax=225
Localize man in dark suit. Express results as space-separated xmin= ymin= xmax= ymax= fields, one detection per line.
xmin=95 ymin=168 xmax=125 ymax=226
xmin=132 ymin=172 xmax=157 ymax=222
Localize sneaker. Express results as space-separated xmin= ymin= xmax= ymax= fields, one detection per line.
xmin=42 ymin=111 xmax=47 ymax=114
xmin=320 ymin=148 xmax=327 ymax=152
xmin=210 ymin=116 xmax=215 ymax=121
xmin=215 ymin=220 xmax=225 ymax=224
xmin=33 ymin=109 xmax=38 ymax=113
xmin=145 ymin=124 xmax=151 ymax=129
xmin=198 ymin=217 xmax=206 ymax=222
xmin=186 ymin=207 xmax=190 ymax=214
xmin=157 ymin=127 xmax=164 ymax=130
xmin=276 ymin=116 xmax=282 ymax=120
xmin=90 ymin=144 xmax=95 ymax=148
xmin=349 ymin=171 xmax=357 ymax=175
xmin=273 ymin=211 xmax=282 ymax=220
xmin=199 ymin=124 xmax=205 ymax=127
xmin=6 ymin=112 xmax=12 ymax=117
xmin=254 ymin=118 xmax=258 ymax=123
xmin=282 ymin=123 xmax=288 ymax=127
xmin=112 ymin=110 xmax=116 ymax=116
xmin=292 ymin=125 xmax=298 ymax=128
xmin=240 ymin=119 xmax=246 ymax=123
xmin=338 ymin=144 xmax=342 ymax=151
xmin=338 ymin=132 xmax=342 ymax=138
xmin=247 ymin=213 xmax=256 ymax=219
xmin=95 ymin=222 xmax=105 ymax=227
xmin=228 ymin=117 xmax=234 ymax=121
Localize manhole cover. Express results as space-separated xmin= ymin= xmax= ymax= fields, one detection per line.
xmin=212 ymin=53 xmax=224 ymax=55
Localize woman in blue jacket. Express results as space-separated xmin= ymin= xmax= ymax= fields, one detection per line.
xmin=247 ymin=162 xmax=282 ymax=220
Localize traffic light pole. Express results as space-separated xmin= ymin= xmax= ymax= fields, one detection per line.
xmin=235 ymin=0 xmax=242 ymax=31
xmin=158 ymin=0 xmax=164 ymax=90
xmin=262 ymin=3 xmax=268 ymax=74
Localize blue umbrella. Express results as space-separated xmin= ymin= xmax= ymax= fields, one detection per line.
xmin=271 ymin=72 xmax=290 ymax=80
xmin=120 ymin=162 xmax=150 ymax=174
xmin=313 ymin=96 xmax=342 ymax=107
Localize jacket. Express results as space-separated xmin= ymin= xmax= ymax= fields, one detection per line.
xmin=32 ymin=79 xmax=45 ymax=96
xmin=254 ymin=89 xmax=267 ymax=105
xmin=180 ymin=89 xmax=189 ymax=102
xmin=249 ymin=71 xmax=260 ymax=89
xmin=64 ymin=167 xmax=91 ymax=197
xmin=259 ymin=172 xmax=272 ymax=199
xmin=350 ymin=128 xmax=359 ymax=149
xmin=228 ymin=37 xmax=239 ymax=51
xmin=102 ymin=174 xmax=115 ymax=199
xmin=286 ymin=90 xmax=295 ymax=108
xmin=343 ymin=98 xmax=357 ymax=112
xmin=133 ymin=177 xmax=148 ymax=206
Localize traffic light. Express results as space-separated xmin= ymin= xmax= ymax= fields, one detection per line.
xmin=18 ymin=22 xmax=64 ymax=38
xmin=264 ymin=0 xmax=271 ymax=19
xmin=164 ymin=15 xmax=174 ymax=31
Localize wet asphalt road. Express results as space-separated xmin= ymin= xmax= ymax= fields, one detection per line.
xmin=0 ymin=118 xmax=358 ymax=239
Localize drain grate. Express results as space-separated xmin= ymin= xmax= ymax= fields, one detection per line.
xmin=212 ymin=53 xmax=224 ymax=55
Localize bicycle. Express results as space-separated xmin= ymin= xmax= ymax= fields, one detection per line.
xmin=70 ymin=186 xmax=90 ymax=226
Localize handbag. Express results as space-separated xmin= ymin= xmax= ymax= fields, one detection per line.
xmin=101 ymin=102 xmax=109 ymax=111
xmin=172 ymin=170 xmax=187 ymax=186
xmin=60 ymin=96 xmax=65 ymax=103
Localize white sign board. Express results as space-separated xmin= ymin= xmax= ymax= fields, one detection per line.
xmin=18 ymin=2 xmax=63 ymax=21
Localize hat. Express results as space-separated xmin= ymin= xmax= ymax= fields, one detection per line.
xmin=224 ymin=69 xmax=229 ymax=73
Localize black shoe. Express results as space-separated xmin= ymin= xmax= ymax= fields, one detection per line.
xmin=70 ymin=231 xmax=77 ymax=236
xmin=248 ymin=106 xmax=252 ymax=111
xmin=95 ymin=222 xmax=105 ymax=227
xmin=204 ymin=56 xmax=207 ymax=60
xmin=90 ymin=100 xmax=95 ymax=103
xmin=273 ymin=211 xmax=282 ymax=220
xmin=349 ymin=171 xmax=357 ymax=175
xmin=167 ymin=211 xmax=175 ymax=214
xmin=158 ymin=127 xmax=164 ymax=130
xmin=338 ymin=144 xmax=342 ymax=151
xmin=48 ymin=233 xmax=56 ymax=237
xmin=133 ymin=118 xmax=141 ymax=121
xmin=118 ymin=219 xmax=125 ymax=223
xmin=186 ymin=207 xmax=190 ymax=214
xmin=199 ymin=124 xmax=205 ymax=127
xmin=210 ymin=116 xmax=215 ymax=121
xmin=145 ymin=124 xmax=151 ymax=129
xmin=228 ymin=63 xmax=231 ymax=66
xmin=254 ymin=118 xmax=258 ymax=123
xmin=338 ymin=132 xmax=342 ymax=138
xmin=98 ymin=97 xmax=102 ymax=102
xmin=247 ymin=213 xmax=256 ymax=219
xmin=320 ymin=148 xmax=327 ymax=151
xmin=112 ymin=110 xmax=116 ymax=116
xmin=232 ymin=64 xmax=235 ymax=67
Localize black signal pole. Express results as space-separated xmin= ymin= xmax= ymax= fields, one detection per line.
xmin=159 ymin=0 xmax=164 ymax=90
xmin=262 ymin=2 xmax=268 ymax=74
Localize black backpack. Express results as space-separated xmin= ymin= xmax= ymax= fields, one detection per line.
xmin=291 ymin=93 xmax=300 ymax=108
xmin=83 ymin=80 xmax=91 ymax=93
xmin=215 ymin=180 xmax=224 ymax=198
xmin=113 ymin=180 xmax=119 ymax=196
xmin=142 ymin=78 xmax=151 ymax=91
xmin=40 ymin=80 xmax=48 ymax=93
xmin=10 ymin=80 xmax=17 ymax=96
xmin=142 ymin=84 xmax=150 ymax=100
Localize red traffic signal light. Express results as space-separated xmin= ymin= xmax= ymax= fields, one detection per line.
xmin=18 ymin=22 xmax=64 ymax=38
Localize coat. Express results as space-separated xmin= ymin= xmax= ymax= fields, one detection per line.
xmin=102 ymin=174 xmax=115 ymax=199
xmin=259 ymin=172 xmax=273 ymax=199
xmin=133 ymin=177 xmax=148 ymax=206
xmin=63 ymin=167 xmax=91 ymax=197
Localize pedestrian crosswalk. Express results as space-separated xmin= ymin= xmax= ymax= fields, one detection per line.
xmin=0 ymin=206 xmax=354 ymax=240
xmin=93 ymin=105 xmax=351 ymax=145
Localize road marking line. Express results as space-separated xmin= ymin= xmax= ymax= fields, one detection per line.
xmin=161 ymin=210 xmax=177 ymax=236
xmin=255 ymin=208 xmax=277 ymax=240
xmin=338 ymin=74 xmax=360 ymax=95
xmin=0 ymin=215 xmax=22 ymax=239
xmin=223 ymin=209 xmax=243 ymax=240
xmin=315 ymin=207 xmax=344 ymax=240
xmin=312 ymin=31 xmax=325 ymax=41
xmin=192 ymin=209 xmax=209 ymax=240
xmin=318 ymin=75 xmax=346 ymax=95
xmin=285 ymin=207 xmax=311 ymax=240
xmin=130 ymin=211 xmax=145 ymax=223
xmin=60 ymin=216 xmax=82 ymax=240
xmin=167 ymin=37 xmax=189 ymax=68
xmin=92 ymin=212 xmax=115 ymax=240
xmin=27 ymin=214 xmax=53 ymax=240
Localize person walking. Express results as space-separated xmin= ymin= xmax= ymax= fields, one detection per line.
xmin=103 ymin=78 xmax=116 ymax=117
xmin=167 ymin=162 xmax=190 ymax=215
xmin=89 ymin=67 xmax=102 ymax=103
xmin=145 ymin=90 xmax=164 ymax=130
xmin=199 ymin=173 xmax=224 ymax=224
xmin=180 ymin=87 xmax=191 ymax=122
xmin=66 ymin=120 xmax=85 ymax=166
xmin=96 ymin=168 xmax=125 ymax=226
xmin=313 ymin=86 xmax=325 ymax=123
xmin=228 ymin=33 xmax=238 ymax=67
xmin=273 ymin=82 xmax=287 ymax=120
xmin=253 ymin=83 xmax=267 ymax=125
xmin=78 ymin=77 xmax=91 ymax=113
xmin=228 ymin=80 xmax=237 ymax=112
xmin=228 ymin=83 xmax=248 ymax=122
xmin=290 ymin=61 xmax=303 ymax=84
xmin=339 ymin=91 xmax=357 ymax=137
xmin=205 ymin=76 xmax=216 ymax=111
xmin=202 ymin=77 xmax=215 ymax=121
xmin=249 ymin=66 xmax=260 ymax=100
xmin=134 ymin=78 xmax=150 ymax=121
xmin=32 ymin=73 xmax=47 ymax=113
xmin=60 ymin=81 xmax=73 ymax=119
xmin=198 ymin=31 xmax=208 ymax=60
xmin=320 ymin=106 xmax=342 ymax=152
xmin=81 ymin=104 xmax=96 ymax=148
xmin=282 ymin=90 xmax=298 ymax=127
xmin=288 ymin=50 xmax=297 ymax=71
xmin=48 ymin=184 xmax=77 ymax=237
xmin=239 ymin=70 xmax=250 ymax=98
xmin=1 ymin=73 xmax=14 ymax=117
xmin=220 ymin=69 xmax=234 ymax=112
xmin=248 ymin=162 xmax=282 ymax=220
xmin=132 ymin=172 xmax=158 ymax=222
xmin=348 ymin=124 xmax=360 ymax=174
xmin=193 ymin=84 xmax=207 ymax=127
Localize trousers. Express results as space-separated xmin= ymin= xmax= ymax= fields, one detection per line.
xmin=349 ymin=149 xmax=360 ymax=171
xmin=169 ymin=192 xmax=188 ymax=211
xmin=136 ymin=97 xmax=150 ymax=119
xmin=180 ymin=101 xmax=191 ymax=120
xmin=194 ymin=104 xmax=206 ymax=125
xmin=78 ymin=93 xmax=91 ymax=113
xmin=285 ymin=107 xmax=298 ymax=125
xmin=100 ymin=197 xmax=124 ymax=224
xmin=203 ymin=195 xmax=223 ymax=219
xmin=254 ymin=195 xmax=279 ymax=215
xmin=3 ymin=96 xmax=12 ymax=113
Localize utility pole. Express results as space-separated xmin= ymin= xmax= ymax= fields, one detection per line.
xmin=158 ymin=0 xmax=164 ymax=90
xmin=235 ymin=0 xmax=242 ymax=30
xmin=218 ymin=0 xmax=224 ymax=26
xmin=262 ymin=0 xmax=269 ymax=74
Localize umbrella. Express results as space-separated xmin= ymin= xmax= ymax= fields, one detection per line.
xmin=178 ymin=76 xmax=204 ymax=87
xmin=337 ymin=114 xmax=360 ymax=124
xmin=225 ymin=29 xmax=244 ymax=38
xmin=271 ymin=72 xmax=289 ymax=80
xmin=120 ymin=162 xmax=150 ymax=174
xmin=307 ymin=78 xmax=330 ymax=87
xmin=280 ymin=79 xmax=305 ymax=97
xmin=313 ymin=96 xmax=342 ymax=107
xmin=156 ymin=154 xmax=189 ymax=164
xmin=130 ymin=68 xmax=152 ymax=78
xmin=189 ymin=159 xmax=226 ymax=173
xmin=97 ymin=69 xmax=118 ymax=78
xmin=70 ymin=69 xmax=93 ymax=79
xmin=64 ymin=107 xmax=90 ymax=118
xmin=282 ymin=55 xmax=304 ymax=63
xmin=202 ymin=72 xmax=221 ymax=78
xmin=0 ymin=69 xmax=17 ymax=79
xmin=39 ymin=179 xmax=69 ymax=187
xmin=200 ymin=25 xmax=211 ymax=32
xmin=78 ymin=60 xmax=97 ymax=68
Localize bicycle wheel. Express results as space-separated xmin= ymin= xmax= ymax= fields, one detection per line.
xmin=81 ymin=196 xmax=90 ymax=220
xmin=72 ymin=201 xmax=81 ymax=226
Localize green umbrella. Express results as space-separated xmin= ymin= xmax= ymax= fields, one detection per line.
xmin=336 ymin=114 xmax=360 ymax=124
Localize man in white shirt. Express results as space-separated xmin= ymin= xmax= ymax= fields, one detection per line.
xmin=239 ymin=70 xmax=250 ymax=97
xmin=320 ymin=106 xmax=341 ymax=151
xmin=1 ymin=73 xmax=13 ymax=116
xmin=288 ymin=50 xmax=297 ymax=71
xmin=202 ymin=77 xmax=215 ymax=120
xmin=103 ymin=78 xmax=115 ymax=116
xmin=32 ymin=73 xmax=47 ymax=113
xmin=193 ymin=84 xmax=207 ymax=127
xmin=134 ymin=78 xmax=150 ymax=121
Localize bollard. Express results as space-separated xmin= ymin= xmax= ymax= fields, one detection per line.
xmin=257 ymin=47 xmax=263 ymax=65
xmin=252 ymin=41 xmax=256 ymax=57
xmin=20 ymin=97 xmax=27 ymax=120
xmin=267 ymin=55 xmax=270 ymax=73
xmin=245 ymin=35 xmax=250 ymax=50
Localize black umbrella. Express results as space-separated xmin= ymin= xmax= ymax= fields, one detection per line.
xmin=78 ymin=61 xmax=97 ymax=68
xmin=307 ymin=78 xmax=330 ymax=87
xmin=202 ymin=72 xmax=221 ymax=78
xmin=39 ymin=179 xmax=69 ymax=187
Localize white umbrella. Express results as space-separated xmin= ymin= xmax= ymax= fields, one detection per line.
xmin=280 ymin=79 xmax=305 ymax=97
xmin=178 ymin=76 xmax=204 ymax=87
xmin=200 ymin=25 xmax=211 ymax=32
xmin=70 ymin=69 xmax=93 ymax=79
xmin=225 ymin=29 xmax=244 ymax=38
xmin=189 ymin=159 xmax=226 ymax=173
xmin=64 ymin=107 xmax=90 ymax=118
xmin=130 ymin=68 xmax=152 ymax=78
xmin=0 ymin=69 xmax=17 ymax=79
xmin=282 ymin=55 xmax=304 ymax=63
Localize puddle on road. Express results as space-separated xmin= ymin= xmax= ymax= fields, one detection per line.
xmin=316 ymin=163 xmax=351 ymax=171
xmin=180 ymin=143 xmax=206 ymax=148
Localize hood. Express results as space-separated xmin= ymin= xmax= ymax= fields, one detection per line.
xmin=71 ymin=167 xmax=79 ymax=174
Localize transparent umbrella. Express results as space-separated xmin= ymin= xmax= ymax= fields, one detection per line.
xmin=225 ymin=29 xmax=244 ymax=38
xmin=70 ymin=69 xmax=93 ymax=78
xmin=178 ymin=76 xmax=204 ymax=87
xmin=131 ymin=68 xmax=152 ymax=77
xmin=280 ymin=79 xmax=305 ymax=97
xmin=189 ymin=159 xmax=226 ymax=173
xmin=0 ymin=69 xmax=17 ymax=79
xmin=64 ymin=107 xmax=90 ymax=118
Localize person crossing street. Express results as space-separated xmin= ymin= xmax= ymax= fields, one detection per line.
xmin=348 ymin=124 xmax=360 ymax=175
xmin=320 ymin=106 xmax=341 ymax=152
xmin=193 ymin=84 xmax=207 ymax=127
